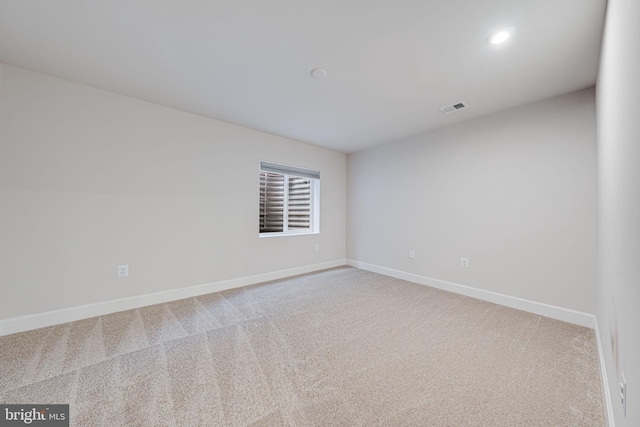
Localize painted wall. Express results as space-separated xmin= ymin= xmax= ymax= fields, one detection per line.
xmin=596 ymin=0 xmax=640 ymax=424
xmin=347 ymin=89 xmax=597 ymax=314
xmin=0 ymin=64 xmax=347 ymax=320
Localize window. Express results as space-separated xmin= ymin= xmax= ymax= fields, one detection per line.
xmin=259 ymin=161 xmax=320 ymax=236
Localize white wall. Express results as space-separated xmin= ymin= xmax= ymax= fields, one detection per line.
xmin=596 ymin=0 xmax=640 ymax=424
xmin=348 ymin=89 xmax=597 ymax=314
xmin=0 ymin=64 xmax=346 ymax=321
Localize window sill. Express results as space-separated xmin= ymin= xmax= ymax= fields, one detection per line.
xmin=259 ymin=231 xmax=319 ymax=238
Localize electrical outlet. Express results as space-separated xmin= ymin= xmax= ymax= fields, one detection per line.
xmin=409 ymin=250 xmax=415 ymax=259
xmin=315 ymin=244 xmax=320 ymax=252
xmin=460 ymin=257 xmax=469 ymax=268
xmin=621 ymin=372 xmax=627 ymax=417
xmin=117 ymin=264 xmax=129 ymax=277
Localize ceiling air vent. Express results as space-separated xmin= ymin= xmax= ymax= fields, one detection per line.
xmin=440 ymin=101 xmax=468 ymax=114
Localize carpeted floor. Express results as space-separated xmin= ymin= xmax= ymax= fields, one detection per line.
xmin=0 ymin=267 xmax=605 ymax=426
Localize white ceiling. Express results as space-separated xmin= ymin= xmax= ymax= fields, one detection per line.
xmin=0 ymin=0 xmax=606 ymax=153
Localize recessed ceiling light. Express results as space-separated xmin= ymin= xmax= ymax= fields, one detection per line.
xmin=311 ymin=68 xmax=327 ymax=79
xmin=487 ymin=28 xmax=514 ymax=45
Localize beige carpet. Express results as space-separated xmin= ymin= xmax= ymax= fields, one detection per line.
xmin=1 ymin=267 xmax=605 ymax=426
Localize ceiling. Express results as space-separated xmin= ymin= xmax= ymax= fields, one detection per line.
xmin=0 ymin=0 xmax=607 ymax=153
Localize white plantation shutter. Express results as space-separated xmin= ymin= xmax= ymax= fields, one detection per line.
xmin=260 ymin=172 xmax=285 ymax=233
xmin=287 ymin=177 xmax=311 ymax=229
xmin=259 ymin=161 xmax=319 ymax=235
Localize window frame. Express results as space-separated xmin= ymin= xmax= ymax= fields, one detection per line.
xmin=259 ymin=161 xmax=320 ymax=237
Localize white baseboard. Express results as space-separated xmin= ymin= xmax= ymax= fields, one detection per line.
xmin=347 ymin=259 xmax=595 ymax=328
xmin=594 ymin=317 xmax=615 ymax=427
xmin=0 ymin=259 xmax=346 ymax=337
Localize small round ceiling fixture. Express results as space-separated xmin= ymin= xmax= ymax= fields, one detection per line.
xmin=487 ymin=28 xmax=515 ymax=45
xmin=311 ymin=68 xmax=327 ymax=79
